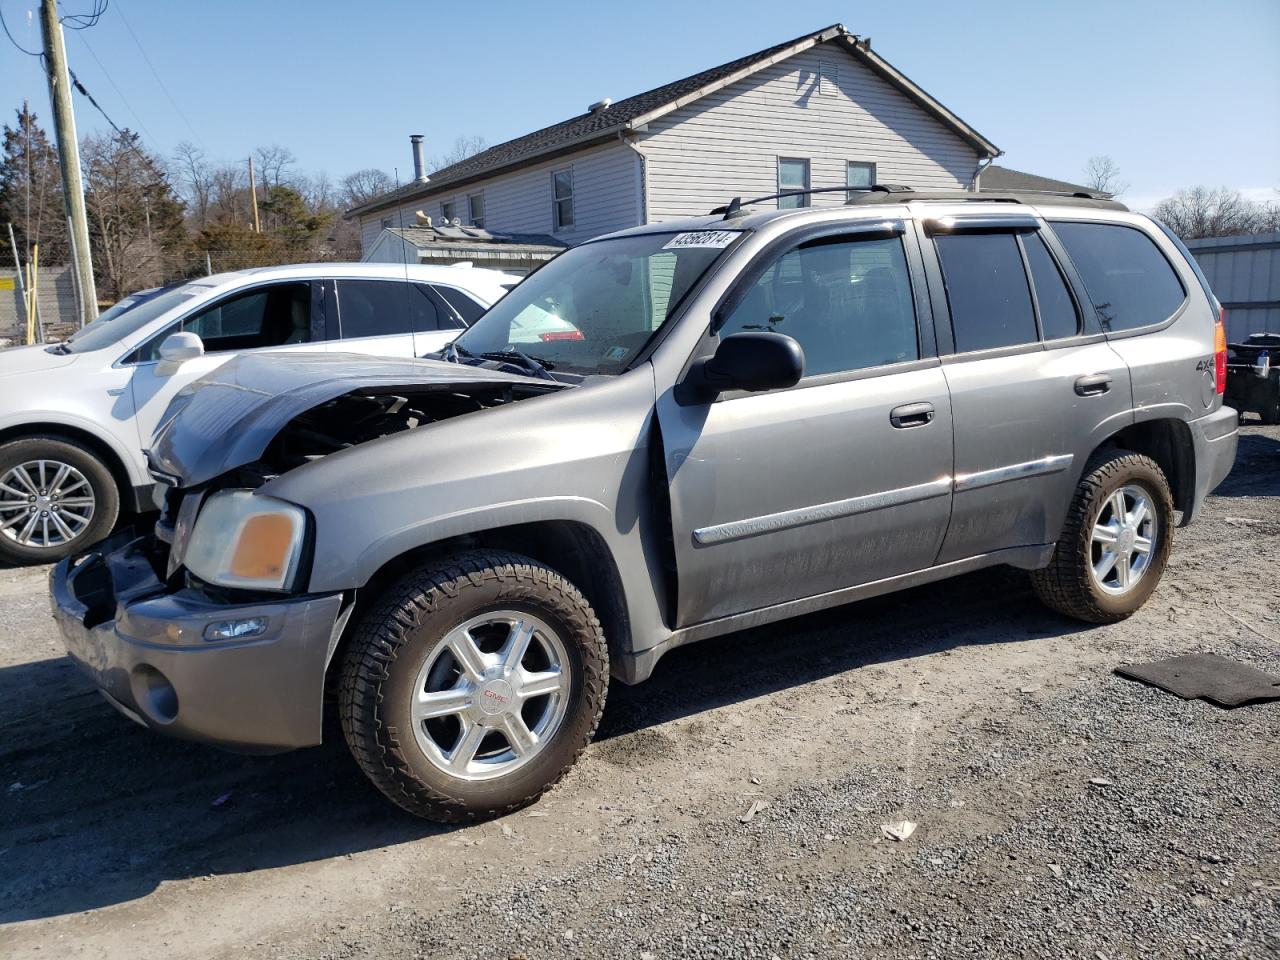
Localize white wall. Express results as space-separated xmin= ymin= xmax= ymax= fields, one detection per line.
xmin=637 ymin=40 xmax=983 ymax=220
xmin=358 ymin=140 xmax=641 ymax=255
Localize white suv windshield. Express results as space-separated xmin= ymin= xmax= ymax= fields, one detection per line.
xmin=64 ymin=285 xmax=204 ymax=354
xmin=452 ymin=230 xmax=741 ymax=376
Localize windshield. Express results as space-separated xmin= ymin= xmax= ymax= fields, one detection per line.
xmin=452 ymin=230 xmax=742 ymax=376
xmin=64 ymin=284 xmax=206 ymax=353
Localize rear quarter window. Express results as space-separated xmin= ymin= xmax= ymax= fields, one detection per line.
xmin=1051 ymin=221 xmax=1186 ymax=333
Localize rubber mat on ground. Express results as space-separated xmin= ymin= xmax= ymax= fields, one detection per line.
xmin=1115 ymin=653 xmax=1280 ymax=708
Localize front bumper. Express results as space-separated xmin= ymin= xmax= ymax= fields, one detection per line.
xmin=1185 ymin=404 xmax=1239 ymax=524
xmin=51 ymin=531 xmax=346 ymax=753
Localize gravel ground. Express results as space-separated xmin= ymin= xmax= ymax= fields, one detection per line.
xmin=1 ymin=425 xmax=1278 ymax=960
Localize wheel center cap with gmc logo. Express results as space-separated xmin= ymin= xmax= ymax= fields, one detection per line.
xmin=478 ymin=678 xmax=515 ymax=717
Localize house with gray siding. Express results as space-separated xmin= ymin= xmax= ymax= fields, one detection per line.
xmin=347 ymin=24 xmax=1001 ymax=264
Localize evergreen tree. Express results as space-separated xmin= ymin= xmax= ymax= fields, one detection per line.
xmin=0 ymin=105 xmax=69 ymax=264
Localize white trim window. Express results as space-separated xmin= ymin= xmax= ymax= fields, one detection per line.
xmin=847 ymin=160 xmax=877 ymax=199
xmin=440 ymin=200 xmax=457 ymax=224
xmin=468 ymin=192 xmax=485 ymax=228
xmin=777 ymin=157 xmax=810 ymax=208
xmin=552 ymin=167 xmax=575 ymax=230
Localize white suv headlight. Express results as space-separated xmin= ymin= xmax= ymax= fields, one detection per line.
xmin=182 ymin=490 xmax=307 ymax=592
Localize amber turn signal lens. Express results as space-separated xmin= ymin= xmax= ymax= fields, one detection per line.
xmin=229 ymin=513 xmax=296 ymax=580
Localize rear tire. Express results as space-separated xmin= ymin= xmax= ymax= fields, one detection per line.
xmin=339 ymin=550 xmax=608 ymax=822
xmin=1031 ymin=451 xmax=1173 ymax=624
xmin=0 ymin=437 xmax=119 ymax=565
xmin=1259 ymin=394 xmax=1280 ymax=425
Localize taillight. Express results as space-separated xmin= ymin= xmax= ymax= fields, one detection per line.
xmin=1214 ymin=306 xmax=1228 ymax=395
xmin=539 ymin=330 xmax=584 ymax=342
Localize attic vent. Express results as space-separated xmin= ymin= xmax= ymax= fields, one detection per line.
xmin=818 ymin=60 xmax=838 ymax=96
xmin=588 ymin=97 xmax=612 ymax=114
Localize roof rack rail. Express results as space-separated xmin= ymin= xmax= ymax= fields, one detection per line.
xmin=710 ymin=183 xmax=915 ymax=218
xmin=709 ymin=183 xmax=1127 ymax=217
xmin=849 ymin=188 xmax=1127 ymax=211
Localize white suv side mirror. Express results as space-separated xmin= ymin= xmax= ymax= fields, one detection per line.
xmin=156 ymin=331 xmax=204 ymax=374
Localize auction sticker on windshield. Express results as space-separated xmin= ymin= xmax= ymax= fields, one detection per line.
xmin=662 ymin=230 xmax=741 ymax=250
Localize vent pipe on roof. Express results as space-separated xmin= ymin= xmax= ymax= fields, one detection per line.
xmin=410 ymin=134 xmax=429 ymax=182
xmin=588 ymin=97 xmax=612 ymax=114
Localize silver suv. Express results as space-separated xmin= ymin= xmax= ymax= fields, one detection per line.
xmin=51 ymin=187 xmax=1238 ymax=822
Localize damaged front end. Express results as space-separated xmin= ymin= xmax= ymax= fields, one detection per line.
xmin=51 ymin=352 xmax=566 ymax=751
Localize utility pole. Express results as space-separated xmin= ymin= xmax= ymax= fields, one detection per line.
xmin=39 ymin=0 xmax=97 ymax=325
xmin=247 ymin=155 xmax=261 ymax=233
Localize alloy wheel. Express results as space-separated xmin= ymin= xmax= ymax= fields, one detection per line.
xmin=1089 ymin=483 xmax=1158 ymax=595
xmin=410 ymin=611 xmax=572 ymax=781
xmin=0 ymin=459 xmax=96 ymax=549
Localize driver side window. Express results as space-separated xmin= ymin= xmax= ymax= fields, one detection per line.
xmin=718 ymin=235 xmax=919 ymax=378
xmin=132 ymin=282 xmax=313 ymax=362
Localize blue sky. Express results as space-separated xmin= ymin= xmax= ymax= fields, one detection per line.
xmin=2 ymin=0 xmax=1277 ymax=211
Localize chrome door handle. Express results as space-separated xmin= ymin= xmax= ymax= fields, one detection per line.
xmin=890 ymin=402 xmax=935 ymax=428
xmin=1074 ymin=374 xmax=1113 ymax=397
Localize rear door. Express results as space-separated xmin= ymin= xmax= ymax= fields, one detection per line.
xmin=919 ymin=212 xmax=1133 ymax=564
xmin=328 ymin=278 xmax=425 ymax=358
xmin=656 ymin=222 xmax=955 ymax=626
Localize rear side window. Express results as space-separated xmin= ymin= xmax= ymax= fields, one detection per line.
xmin=1051 ymin=222 xmax=1186 ymax=332
xmin=431 ymin=285 xmax=484 ymax=326
xmin=335 ymin=280 xmax=440 ymax=337
xmin=1022 ymin=233 xmax=1080 ymax=340
xmin=935 ymin=233 xmax=1038 ymax=352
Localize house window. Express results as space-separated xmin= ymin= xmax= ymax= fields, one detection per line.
xmin=441 ymin=200 xmax=457 ymax=224
xmin=818 ymin=60 xmax=838 ymax=96
xmin=468 ymin=192 xmax=485 ymax=228
xmin=553 ymin=168 xmax=574 ymax=230
xmin=380 ymin=217 xmax=392 ymax=229
xmin=777 ymin=158 xmax=810 ymax=208
xmin=846 ymin=160 xmax=877 ymax=199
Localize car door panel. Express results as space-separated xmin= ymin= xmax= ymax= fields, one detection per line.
xmin=654 ymin=225 xmax=952 ymax=627
xmin=656 ymin=366 xmax=954 ymax=625
xmin=920 ymin=216 xmax=1134 ymax=563
xmin=937 ymin=341 xmax=1131 ymax=563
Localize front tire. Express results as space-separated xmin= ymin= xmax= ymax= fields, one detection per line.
xmin=339 ymin=550 xmax=608 ymax=822
xmin=0 ymin=437 xmax=119 ymax=565
xmin=1031 ymin=451 xmax=1174 ymax=624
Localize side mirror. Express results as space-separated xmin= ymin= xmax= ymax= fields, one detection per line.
xmin=1252 ymin=351 xmax=1271 ymax=380
xmin=156 ymin=331 xmax=204 ymax=374
xmin=688 ymin=332 xmax=805 ymax=399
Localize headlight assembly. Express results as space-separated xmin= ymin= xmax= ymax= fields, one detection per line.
xmin=182 ymin=490 xmax=307 ymax=592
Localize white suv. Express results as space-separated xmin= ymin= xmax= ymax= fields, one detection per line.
xmin=0 ymin=262 xmax=512 ymax=564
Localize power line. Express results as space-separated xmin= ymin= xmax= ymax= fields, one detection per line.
xmin=67 ymin=66 xmax=171 ymax=188
xmin=71 ymin=27 xmax=160 ymax=146
xmin=59 ymin=0 xmax=108 ymax=30
xmin=113 ymin=0 xmax=204 ymax=149
xmin=0 ymin=2 xmax=42 ymax=56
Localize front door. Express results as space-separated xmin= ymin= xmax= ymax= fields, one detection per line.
xmin=656 ymin=226 xmax=954 ymax=627
xmin=126 ymin=280 xmax=329 ymax=455
xmin=922 ymin=218 xmax=1133 ymax=563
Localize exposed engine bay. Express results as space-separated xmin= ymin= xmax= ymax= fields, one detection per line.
xmin=227 ymin=381 xmax=559 ymax=487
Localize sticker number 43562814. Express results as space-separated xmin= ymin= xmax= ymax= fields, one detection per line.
xmin=662 ymin=230 xmax=741 ymax=250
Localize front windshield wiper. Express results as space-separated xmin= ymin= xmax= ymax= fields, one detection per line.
xmin=477 ymin=348 xmax=557 ymax=381
xmin=441 ymin=341 xmax=476 ymax=363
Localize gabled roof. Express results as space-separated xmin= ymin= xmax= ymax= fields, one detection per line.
xmin=346 ymin=24 xmax=1001 ymax=219
xmin=980 ymin=165 xmax=1098 ymax=197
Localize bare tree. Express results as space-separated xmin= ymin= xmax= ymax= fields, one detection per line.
xmin=1084 ymin=155 xmax=1128 ymax=197
xmin=341 ymin=167 xmax=394 ymax=207
xmin=428 ymin=135 xmax=488 ymax=173
xmin=1152 ymin=186 xmax=1272 ymax=239
xmin=254 ymin=145 xmax=298 ymax=189
xmin=172 ymin=141 xmax=213 ymax=230
xmin=82 ymin=129 xmax=186 ymax=298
